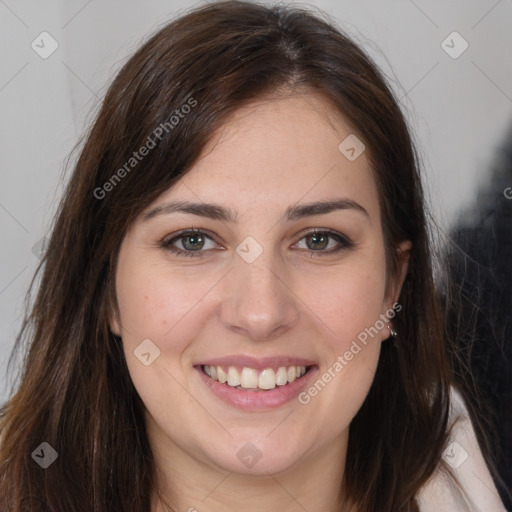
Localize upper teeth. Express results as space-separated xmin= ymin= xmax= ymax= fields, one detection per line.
xmin=203 ymin=365 xmax=307 ymax=390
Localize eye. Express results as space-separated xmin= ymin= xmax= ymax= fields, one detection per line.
xmin=160 ymin=229 xmax=219 ymax=258
xmin=294 ymin=229 xmax=353 ymax=256
xmin=160 ymin=228 xmax=353 ymax=259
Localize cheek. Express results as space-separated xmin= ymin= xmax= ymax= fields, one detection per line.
xmin=300 ymin=263 xmax=388 ymax=350
xmin=115 ymin=263 xmax=208 ymax=421
xmin=295 ymin=252 xmax=387 ymax=420
xmin=115 ymin=258 xmax=217 ymax=343
xmin=295 ymin=271 xmax=386 ymax=433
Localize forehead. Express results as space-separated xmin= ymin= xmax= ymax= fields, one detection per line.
xmin=151 ymin=92 xmax=380 ymax=223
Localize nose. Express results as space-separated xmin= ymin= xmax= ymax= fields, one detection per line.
xmin=219 ymin=251 xmax=300 ymax=341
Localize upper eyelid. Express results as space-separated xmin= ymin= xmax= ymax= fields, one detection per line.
xmin=162 ymin=228 xmax=218 ymax=245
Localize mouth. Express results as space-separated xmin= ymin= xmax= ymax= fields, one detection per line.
xmin=194 ymin=358 xmax=318 ymax=411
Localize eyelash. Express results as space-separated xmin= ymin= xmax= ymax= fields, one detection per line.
xmin=159 ymin=228 xmax=354 ymax=258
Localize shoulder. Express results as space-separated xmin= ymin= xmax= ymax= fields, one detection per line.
xmin=416 ymin=385 xmax=506 ymax=512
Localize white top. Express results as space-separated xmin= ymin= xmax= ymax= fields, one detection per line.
xmin=417 ymin=386 xmax=507 ymax=511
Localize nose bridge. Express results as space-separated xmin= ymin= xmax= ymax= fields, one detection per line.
xmin=220 ymin=242 xmax=300 ymax=340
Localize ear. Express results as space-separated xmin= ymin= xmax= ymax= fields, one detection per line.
xmin=389 ymin=240 xmax=412 ymax=305
xmin=382 ymin=240 xmax=412 ymax=338
xmin=109 ymin=310 xmax=122 ymax=337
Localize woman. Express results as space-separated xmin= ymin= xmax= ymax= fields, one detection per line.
xmin=0 ymin=1 xmax=506 ymax=510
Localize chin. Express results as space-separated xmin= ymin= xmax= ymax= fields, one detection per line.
xmin=203 ymin=438 xmax=305 ymax=476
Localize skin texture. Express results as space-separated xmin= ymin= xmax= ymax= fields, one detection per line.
xmin=110 ymin=92 xmax=411 ymax=512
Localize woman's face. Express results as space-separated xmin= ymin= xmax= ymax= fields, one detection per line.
xmin=111 ymin=92 xmax=410 ymax=477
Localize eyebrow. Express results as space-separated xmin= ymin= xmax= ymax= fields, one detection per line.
xmin=142 ymin=198 xmax=369 ymax=223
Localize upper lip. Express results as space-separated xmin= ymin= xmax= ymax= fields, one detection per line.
xmin=195 ymin=355 xmax=317 ymax=370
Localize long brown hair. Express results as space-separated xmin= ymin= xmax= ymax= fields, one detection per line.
xmin=0 ymin=1 xmax=468 ymax=510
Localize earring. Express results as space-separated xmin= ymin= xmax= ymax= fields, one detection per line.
xmin=388 ymin=324 xmax=398 ymax=347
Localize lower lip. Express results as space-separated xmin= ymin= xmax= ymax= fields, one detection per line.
xmin=196 ymin=366 xmax=318 ymax=411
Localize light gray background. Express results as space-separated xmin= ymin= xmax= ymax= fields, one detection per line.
xmin=1 ymin=0 xmax=512 ymax=402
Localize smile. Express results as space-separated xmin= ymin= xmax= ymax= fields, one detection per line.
xmin=202 ymin=364 xmax=310 ymax=391
xmin=196 ymin=358 xmax=318 ymax=411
